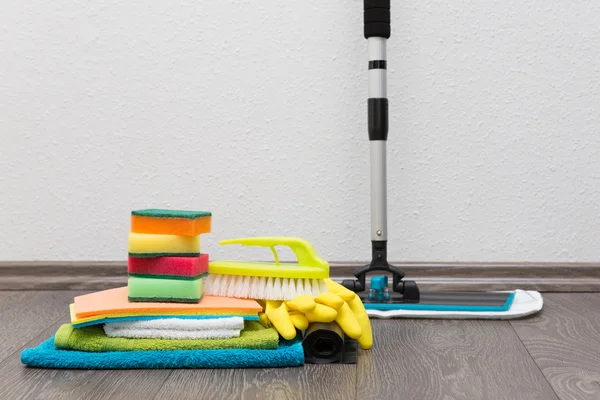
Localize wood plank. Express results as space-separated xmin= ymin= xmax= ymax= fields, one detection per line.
xmin=0 ymin=317 xmax=172 ymax=400
xmin=0 ymin=292 xmax=12 ymax=301
xmin=3 ymin=261 xmax=600 ymax=291
xmin=328 ymin=262 xmax=600 ymax=292
xmin=511 ymin=293 xmax=600 ymax=400
xmin=154 ymin=369 xmax=244 ymax=400
xmin=0 ymin=291 xmax=84 ymax=362
xmin=0 ymin=262 xmax=126 ymax=290
xmin=357 ymin=319 xmax=558 ymax=400
xmin=241 ymin=363 xmax=356 ymax=400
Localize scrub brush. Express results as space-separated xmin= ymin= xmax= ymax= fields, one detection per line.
xmin=205 ymin=237 xmax=329 ymax=301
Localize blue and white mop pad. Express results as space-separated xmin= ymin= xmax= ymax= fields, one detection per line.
xmin=365 ymin=289 xmax=543 ymax=320
xmin=20 ymin=335 xmax=305 ymax=369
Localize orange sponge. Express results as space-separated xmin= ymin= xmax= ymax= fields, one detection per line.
xmin=131 ymin=209 xmax=211 ymax=236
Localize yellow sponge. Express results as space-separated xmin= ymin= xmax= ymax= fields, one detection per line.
xmin=128 ymin=233 xmax=200 ymax=257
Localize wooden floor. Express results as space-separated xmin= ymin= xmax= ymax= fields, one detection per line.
xmin=1 ymin=291 xmax=600 ymax=400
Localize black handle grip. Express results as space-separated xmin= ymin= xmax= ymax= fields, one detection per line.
xmin=364 ymin=0 xmax=390 ymax=39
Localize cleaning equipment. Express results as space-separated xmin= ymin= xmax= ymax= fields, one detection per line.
xmin=128 ymin=254 xmax=209 ymax=279
xmin=104 ymin=316 xmax=245 ymax=331
xmin=130 ymin=209 xmax=212 ymax=236
xmin=302 ymin=322 xmax=358 ymax=364
xmin=127 ymin=210 xmax=211 ymax=302
xmin=205 ymin=237 xmax=330 ymax=301
xmin=73 ymin=287 xmax=262 ymax=319
xmin=128 ymin=275 xmax=204 ymax=303
xmin=366 ymin=289 xmax=543 ymax=319
xmin=128 ymin=233 xmax=200 ymax=257
xmin=103 ymin=328 xmax=241 ymax=340
xmin=341 ymin=0 xmax=543 ymax=319
xmin=103 ymin=316 xmax=245 ymax=339
xmin=71 ymin=309 xmax=258 ymax=329
xmin=20 ymin=337 xmax=304 ymax=369
xmin=54 ymin=321 xmax=276 ymax=352
xmin=258 ymin=278 xmax=373 ymax=350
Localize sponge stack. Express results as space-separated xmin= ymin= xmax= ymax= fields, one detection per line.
xmin=128 ymin=209 xmax=212 ymax=303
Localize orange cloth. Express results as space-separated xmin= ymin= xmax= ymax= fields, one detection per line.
xmin=74 ymin=287 xmax=261 ymax=319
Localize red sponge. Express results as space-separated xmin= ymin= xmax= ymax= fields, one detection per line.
xmin=128 ymin=254 xmax=209 ymax=278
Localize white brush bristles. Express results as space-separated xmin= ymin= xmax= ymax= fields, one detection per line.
xmin=204 ymin=274 xmax=328 ymax=301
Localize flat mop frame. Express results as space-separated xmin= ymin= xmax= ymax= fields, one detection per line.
xmin=342 ymin=0 xmax=420 ymax=302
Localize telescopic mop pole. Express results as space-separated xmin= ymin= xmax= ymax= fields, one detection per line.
xmin=342 ymin=0 xmax=419 ymax=302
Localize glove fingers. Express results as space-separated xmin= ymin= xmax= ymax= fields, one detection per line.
xmin=287 ymin=294 xmax=316 ymax=313
xmin=289 ymin=313 xmax=309 ymax=330
xmin=258 ymin=312 xmax=272 ymax=328
xmin=348 ymin=296 xmax=373 ymax=349
xmin=314 ymin=292 xmax=344 ymax=310
xmin=335 ymin=302 xmax=362 ymax=339
xmin=324 ymin=279 xmax=356 ymax=302
xmin=265 ymin=301 xmax=296 ymax=340
xmin=305 ymin=304 xmax=338 ymax=323
xmin=265 ymin=300 xmax=282 ymax=314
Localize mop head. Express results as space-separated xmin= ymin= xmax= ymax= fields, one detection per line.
xmin=365 ymin=290 xmax=543 ymax=320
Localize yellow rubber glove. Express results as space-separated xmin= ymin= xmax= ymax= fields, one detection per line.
xmin=265 ymin=301 xmax=296 ymax=340
xmin=289 ymin=311 xmax=309 ymax=330
xmin=324 ymin=279 xmax=373 ymax=349
xmin=257 ymin=280 xmax=373 ymax=349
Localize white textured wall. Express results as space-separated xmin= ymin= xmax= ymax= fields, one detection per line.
xmin=1 ymin=0 xmax=599 ymax=262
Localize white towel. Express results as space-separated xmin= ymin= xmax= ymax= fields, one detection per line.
xmin=103 ymin=326 xmax=241 ymax=340
xmin=104 ymin=317 xmax=244 ymax=331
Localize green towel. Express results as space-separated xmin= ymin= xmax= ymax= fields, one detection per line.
xmin=54 ymin=321 xmax=278 ymax=352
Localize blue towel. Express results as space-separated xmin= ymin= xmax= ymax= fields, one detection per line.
xmin=21 ymin=335 xmax=304 ymax=369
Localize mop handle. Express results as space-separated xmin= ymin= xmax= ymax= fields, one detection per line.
xmin=364 ymin=0 xmax=391 ymax=39
xmin=365 ymin=0 xmax=390 ymax=242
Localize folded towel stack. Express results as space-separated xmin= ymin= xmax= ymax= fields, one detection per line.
xmin=128 ymin=209 xmax=212 ymax=303
xmin=20 ymin=285 xmax=304 ymax=369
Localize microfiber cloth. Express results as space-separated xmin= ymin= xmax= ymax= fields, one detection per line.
xmin=72 ymin=314 xmax=258 ymax=329
xmin=74 ymin=287 xmax=261 ymax=319
xmin=105 ymin=316 xmax=245 ymax=331
xmin=55 ymin=321 xmax=277 ymax=352
xmin=21 ymin=337 xmax=304 ymax=369
xmin=103 ymin=327 xmax=241 ymax=340
xmin=69 ymin=303 xmax=258 ymax=328
xmin=103 ymin=316 xmax=245 ymax=339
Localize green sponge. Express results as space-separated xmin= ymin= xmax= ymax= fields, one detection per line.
xmin=131 ymin=209 xmax=212 ymax=219
xmin=128 ymin=275 xmax=204 ymax=303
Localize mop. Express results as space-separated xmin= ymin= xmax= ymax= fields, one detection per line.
xmin=342 ymin=0 xmax=543 ymax=319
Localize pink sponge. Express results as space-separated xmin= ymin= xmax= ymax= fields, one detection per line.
xmin=128 ymin=254 xmax=209 ymax=278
